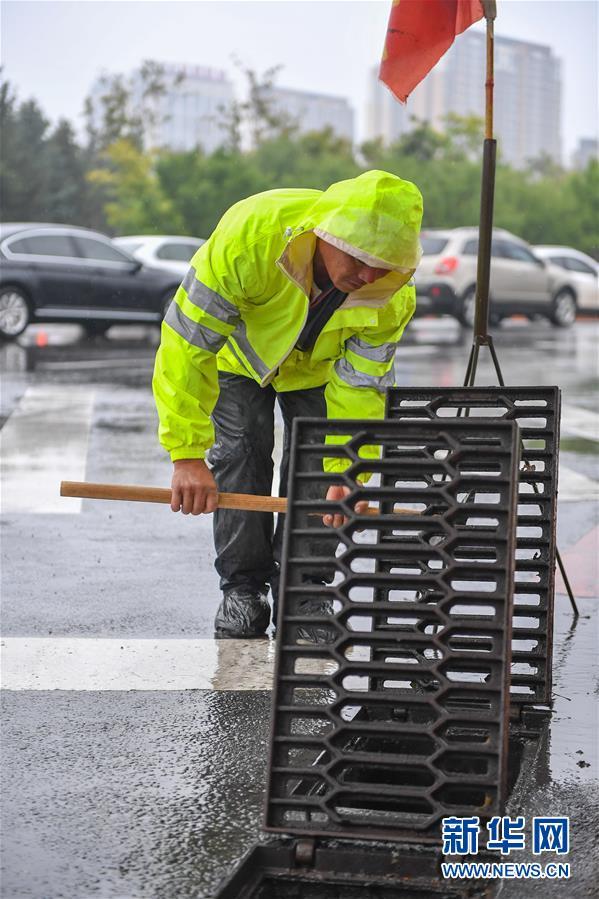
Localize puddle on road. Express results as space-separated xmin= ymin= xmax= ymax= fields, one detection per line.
xmin=546 ymin=599 xmax=599 ymax=781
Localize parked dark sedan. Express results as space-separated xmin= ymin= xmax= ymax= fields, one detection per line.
xmin=0 ymin=223 xmax=184 ymax=339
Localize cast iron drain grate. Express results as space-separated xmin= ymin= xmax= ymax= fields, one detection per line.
xmin=385 ymin=387 xmax=560 ymax=705
xmin=266 ymin=418 xmax=520 ymax=844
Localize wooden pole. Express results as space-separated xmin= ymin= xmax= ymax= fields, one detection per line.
xmin=484 ymin=2 xmax=495 ymax=140
xmin=61 ymin=481 xmax=288 ymax=513
xmin=60 ymin=481 xmax=420 ymax=517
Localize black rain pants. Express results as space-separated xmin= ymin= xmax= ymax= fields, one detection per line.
xmin=207 ymin=372 xmax=336 ymax=614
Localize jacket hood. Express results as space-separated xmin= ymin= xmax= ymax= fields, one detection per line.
xmin=276 ymin=170 xmax=423 ymax=306
xmin=308 ymin=170 xmax=423 ymax=272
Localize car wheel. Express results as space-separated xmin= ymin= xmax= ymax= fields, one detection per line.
xmin=456 ymin=287 xmax=476 ymax=328
xmin=0 ymin=286 xmax=31 ymax=340
xmin=83 ymin=322 xmax=110 ymax=338
xmin=550 ymin=289 xmax=576 ymax=327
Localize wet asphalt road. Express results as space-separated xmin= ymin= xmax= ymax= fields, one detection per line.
xmin=1 ymin=317 xmax=598 ymax=898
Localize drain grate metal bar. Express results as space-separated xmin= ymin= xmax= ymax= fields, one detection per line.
xmin=266 ymin=418 xmax=519 ymax=843
xmin=385 ymin=387 xmax=560 ymax=705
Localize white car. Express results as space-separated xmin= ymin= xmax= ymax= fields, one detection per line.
xmin=113 ymin=235 xmax=205 ymax=279
xmin=415 ymin=227 xmax=579 ymax=327
xmin=533 ymin=246 xmax=598 ymax=313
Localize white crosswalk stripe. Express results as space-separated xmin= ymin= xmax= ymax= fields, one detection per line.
xmin=0 ymin=637 xmax=279 ymax=691
xmin=558 ymin=403 xmax=599 ymax=500
xmin=561 ymin=404 xmax=599 ymax=442
xmin=558 ymin=466 xmax=599 ymax=502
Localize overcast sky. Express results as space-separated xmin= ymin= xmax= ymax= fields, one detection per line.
xmin=2 ymin=0 xmax=598 ymax=160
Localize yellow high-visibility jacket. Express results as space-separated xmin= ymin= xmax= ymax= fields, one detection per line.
xmin=153 ymin=169 xmax=423 ymax=462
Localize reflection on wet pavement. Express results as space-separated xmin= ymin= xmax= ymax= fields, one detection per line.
xmin=0 ymin=386 xmax=95 ymax=513
xmin=503 ymin=597 xmax=598 ymax=897
xmin=548 ymin=599 xmax=598 ymax=781
xmin=1 ymin=690 xmax=272 ymax=899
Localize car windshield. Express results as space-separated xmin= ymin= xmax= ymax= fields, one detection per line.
xmin=156 ymin=241 xmax=203 ymax=262
xmin=420 ymin=235 xmax=449 ymax=255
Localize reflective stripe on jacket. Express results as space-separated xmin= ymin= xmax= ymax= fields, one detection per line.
xmin=153 ymin=171 xmax=423 ymax=461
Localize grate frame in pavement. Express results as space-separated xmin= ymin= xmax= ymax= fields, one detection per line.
xmin=385 ymin=387 xmax=560 ymax=706
xmin=216 ymin=839 xmax=489 ymax=897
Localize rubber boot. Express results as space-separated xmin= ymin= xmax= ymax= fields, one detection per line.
xmin=214 ymin=590 xmax=271 ymax=639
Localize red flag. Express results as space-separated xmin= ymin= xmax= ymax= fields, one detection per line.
xmin=380 ymin=0 xmax=484 ymax=102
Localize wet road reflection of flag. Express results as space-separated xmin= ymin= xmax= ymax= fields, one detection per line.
xmin=380 ymin=0 xmax=484 ymax=102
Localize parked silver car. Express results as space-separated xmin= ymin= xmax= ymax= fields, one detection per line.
xmin=113 ymin=235 xmax=205 ymax=279
xmin=415 ymin=227 xmax=578 ymax=327
xmin=533 ymin=245 xmax=598 ymax=313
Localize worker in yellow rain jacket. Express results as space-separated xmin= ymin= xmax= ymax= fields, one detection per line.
xmin=153 ymin=169 xmax=423 ymax=638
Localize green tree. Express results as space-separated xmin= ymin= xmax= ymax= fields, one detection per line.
xmin=0 ymin=87 xmax=50 ymax=220
xmin=0 ymin=77 xmax=19 ymax=216
xmin=563 ymin=161 xmax=599 ymax=258
xmin=155 ymin=127 xmax=359 ymax=239
xmin=525 ymin=152 xmax=564 ymax=181
xmin=85 ymin=73 xmax=139 ymax=152
xmin=217 ymin=62 xmax=299 ymax=152
xmin=157 ymin=146 xmax=266 ymax=237
xmin=82 ymin=61 xmax=185 ymax=232
xmin=492 ymin=160 xmax=598 ymax=259
xmin=83 ymin=60 xmax=179 ymax=154
xmin=87 ymin=139 xmax=184 ymax=234
xmin=253 ymin=128 xmax=358 ymax=188
xmin=395 ymin=118 xmax=449 ymax=162
xmin=44 ymin=119 xmax=89 ymax=225
xmin=443 ymin=113 xmax=484 ymax=162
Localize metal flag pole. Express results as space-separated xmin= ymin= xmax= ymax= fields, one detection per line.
xmin=463 ymin=0 xmax=578 ymax=618
xmin=463 ymin=0 xmax=504 ymax=387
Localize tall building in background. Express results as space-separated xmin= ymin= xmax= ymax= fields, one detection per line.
xmin=140 ymin=63 xmax=234 ymax=153
xmin=90 ymin=63 xmax=234 ymax=154
xmin=366 ymin=31 xmax=562 ymax=169
xmin=261 ymin=86 xmax=355 ymax=143
xmin=366 ymin=72 xmax=412 ymax=146
xmin=572 ymin=138 xmax=598 ymax=169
